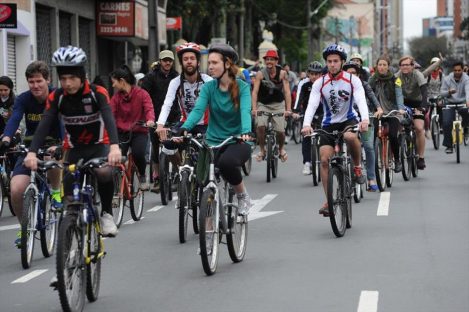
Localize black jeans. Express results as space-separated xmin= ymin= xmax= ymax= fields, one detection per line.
xmin=119 ymin=131 xmax=148 ymax=177
xmin=215 ymin=143 xmax=251 ymax=186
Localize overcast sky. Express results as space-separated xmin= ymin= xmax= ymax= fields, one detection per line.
xmin=403 ymin=0 xmax=437 ymax=51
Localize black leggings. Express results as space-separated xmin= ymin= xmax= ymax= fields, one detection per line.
xmin=215 ymin=143 xmax=251 ymax=186
xmin=63 ymin=145 xmax=114 ymax=215
xmin=375 ymin=118 xmax=401 ymax=161
xmin=149 ymin=130 xmax=160 ymax=164
xmin=119 ymin=131 xmax=148 ymax=177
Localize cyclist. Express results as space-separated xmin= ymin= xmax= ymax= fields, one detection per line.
xmin=0 ymin=76 xmax=14 ymax=134
xmin=368 ymin=55 xmax=407 ymax=178
xmin=424 ymin=57 xmax=444 ymax=138
xmin=301 ymin=44 xmax=369 ymax=216
xmin=23 ymin=46 xmax=121 ymax=238
xmin=141 ymin=50 xmax=179 ymax=192
xmin=178 ymin=43 xmax=252 ymax=215
xmin=292 ymin=61 xmax=324 ymax=175
xmin=396 ymin=56 xmax=428 ymax=170
xmin=439 ymin=60 xmax=469 ymax=154
xmin=156 ymin=42 xmax=212 ymax=164
xmin=252 ymin=49 xmax=291 ymax=163
xmin=1 ymin=61 xmax=63 ymax=247
xmin=349 ymin=52 xmax=370 ymax=81
xmin=110 ymin=64 xmax=155 ymax=190
xmin=343 ymin=60 xmax=385 ymax=189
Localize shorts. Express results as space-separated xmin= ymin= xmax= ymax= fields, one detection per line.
xmin=256 ymin=102 xmax=286 ymax=132
xmin=319 ymin=119 xmax=358 ymax=148
xmin=12 ymin=154 xmax=29 ymax=177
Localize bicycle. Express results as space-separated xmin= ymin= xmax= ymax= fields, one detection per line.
xmin=56 ymin=157 xmax=108 ymax=312
xmin=18 ymin=145 xmax=62 ymax=269
xmin=291 ymin=114 xmax=304 ymax=144
xmin=194 ymin=136 xmax=248 ymax=275
xmin=257 ymin=111 xmax=284 ymax=183
xmin=399 ymin=110 xmax=418 ymax=181
xmin=112 ymin=125 xmax=146 ymax=227
xmin=375 ymin=110 xmax=402 ymax=191
xmin=441 ymin=98 xmax=468 ymax=163
xmin=313 ymin=125 xmax=359 ymax=237
xmin=429 ymin=97 xmax=441 ymax=150
xmin=0 ymin=148 xmax=14 ymax=217
xmin=303 ymin=131 xmax=321 ymax=186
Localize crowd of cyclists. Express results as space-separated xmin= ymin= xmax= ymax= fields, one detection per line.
xmin=0 ymin=38 xmax=468 ymax=307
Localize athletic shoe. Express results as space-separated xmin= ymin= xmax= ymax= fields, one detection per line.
xmin=302 ymin=162 xmax=312 ymax=175
xmin=101 ymin=212 xmax=118 ymax=237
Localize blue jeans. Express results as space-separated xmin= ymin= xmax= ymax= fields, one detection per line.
xmin=361 ymin=124 xmax=376 ymax=181
xmin=442 ymin=107 xmax=469 ymax=148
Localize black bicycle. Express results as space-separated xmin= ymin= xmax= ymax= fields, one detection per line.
xmin=257 ymin=111 xmax=284 ymax=183
xmin=429 ymin=97 xmax=441 ymax=150
xmin=291 ymin=114 xmax=304 ymax=144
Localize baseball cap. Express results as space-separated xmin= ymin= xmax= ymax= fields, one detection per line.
xmin=159 ymin=50 xmax=174 ymax=60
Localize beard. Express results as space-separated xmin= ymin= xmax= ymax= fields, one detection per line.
xmin=183 ymin=65 xmax=197 ymax=76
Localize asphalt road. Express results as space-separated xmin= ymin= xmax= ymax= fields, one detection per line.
xmin=0 ymin=138 xmax=468 ymax=312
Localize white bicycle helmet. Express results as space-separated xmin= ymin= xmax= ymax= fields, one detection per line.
xmin=52 ymin=46 xmax=87 ymax=67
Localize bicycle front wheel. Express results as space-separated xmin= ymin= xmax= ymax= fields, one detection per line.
xmin=0 ymin=175 xmax=4 ymax=217
xmin=111 ymin=169 xmax=125 ymax=228
xmin=400 ymin=134 xmax=411 ymax=181
xmin=455 ymin=124 xmax=461 ymax=164
xmin=266 ymin=137 xmax=272 ymax=182
xmin=311 ymin=138 xmax=319 ymax=186
xmin=159 ymin=153 xmax=170 ymax=205
xmin=226 ymin=188 xmax=248 ymax=263
xmin=385 ymin=140 xmax=394 ymax=187
xmin=327 ymin=166 xmax=347 ymax=237
xmin=375 ymin=140 xmax=386 ymax=191
xmin=21 ymin=189 xmax=37 ymax=269
xmin=431 ymin=117 xmax=440 ymax=150
xmin=178 ymin=171 xmax=190 ymax=243
xmin=40 ymin=194 xmax=58 ymax=257
xmin=86 ymin=222 xmax=102 ymax=302
xmin=56 ymin=212 xmax=86 ymax=312
xmin=199 ymin=189 xmax=219 ymax=276
xmin=130 ymin=168 xmax=144 ymax=221
xmin=411 ymin=132 xmax=419 ymax=177
xmin=271 ymin=145 xmax=278 ymax=178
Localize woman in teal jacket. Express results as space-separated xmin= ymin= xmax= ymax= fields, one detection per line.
xmin=180 ymin=43 xmax=252 ymax=215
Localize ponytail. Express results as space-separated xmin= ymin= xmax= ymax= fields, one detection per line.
xmin=226 ymin=60 xmax=240 ymax=111
xmin=110 ymin=64 xmax=136 ymax=85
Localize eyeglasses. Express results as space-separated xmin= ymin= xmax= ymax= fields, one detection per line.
xmin=400 ymin=63 xmax=412 ymax=67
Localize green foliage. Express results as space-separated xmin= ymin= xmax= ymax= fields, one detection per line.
xmin=461 ymin=17 xmax=469 ymax=40
xmin=408 ymin=36 xmax=449 ymax=67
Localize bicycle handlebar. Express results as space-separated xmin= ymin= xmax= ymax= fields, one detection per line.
xmin=380 ymin=110 xmax=406 ymax=119
xmin=256 ymin=111 xmax=285 ymax=117
xmin=313 ymin=124 xmax=359 ymax=137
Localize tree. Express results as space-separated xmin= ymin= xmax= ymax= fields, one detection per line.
xmin=461 ymin=17 xmax=469 ymax=40
xmin=408 ymin=36 xmax=449 ymax=67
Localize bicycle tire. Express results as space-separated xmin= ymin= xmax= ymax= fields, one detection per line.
xmin=350 ymin=160 xmax=361 ymax=203
xmin=400 ymin=134 xmax=411 ymax=181
xmin=111 ymin=169 xmax=125 ymax=228
xmin=385 ymin=140 xmax=394 ymax=188
xmin=266 ymin=136 xmax=272 ymax=183
xmin=86 ymin=222 xmax=102 ymax=302
xmin=21 ymin=189 xmax=37 ymax=269
xmin=40 ymin=194 xmax=58 ymax=257
xmin=178 ymin=171 xmax=190 ymax=244
xmin=227 ymin=187 xmax=248 ymax=263
xmin=464 ymin=127 xmax=468 ymax=146
xmin=327 ymin=166 xmax=347 ymax=237
xmin=159 ymin=153 xmax=170 ymax=205
xmin=0 ymin=176 xmax=4 ymax=217
xmin=311 ymin=138 xmax=319 ymax=186
xmin=345 ymin=170 xmax=352 ymax=229
xmin=411 ymin=132 xmax=418 ymax=177
xmin=292 ymin=121 xmax=302 ymax=144
xmin=272 ymin=145 xmax=278 ymax=179
xmin=7 ymin=193 xmax=14 ymax=216
xmin=192 ymin=186 xmax=202 ymax=234
xmin=375 ymin=140 xmax=386 ymax=192
xmin=199 ymin=188 xmax=219 ymax=275
xmin=455 ymin=124 xmax=460 ymax=164
xmin=431 ymin=117 xmax=440 ymax=150
xmin=56 ymin=212 xmax=86 ymax=312
xmin=130 ymin=169 xmax=144 ymax=221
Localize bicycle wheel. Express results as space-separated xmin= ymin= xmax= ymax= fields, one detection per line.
xmin=0 ymin=175 xmax=4 ymax=217
xmin=431 ymin=117 xmax=440 ymax=150
xmin=345 ymin=174 xmax=352 ymax=229
xmin=130 ymin=168 xmax=144 ymax=221
xmin=56 ymin=212 xmax=86 ymax=312
xmin=311 ymin=138 xmax=319 ymax=186
xmin=266 ymin=137 xmax=272 ymax=183
xmin=21 ymin=189 xmax=37 ymax=269
xmin=199 ymin=188 xmax=219 ymax=276
xmin=400 ymin=134 xmax=411 ymax=181
xmin=411 ymin=132 xmax=419 ymax=177
xmin=111 ymin=169 xmax=125 ymax=228
xmin=227 ymin=187 xmax=247 ymax=262
xmin=86 ymin=222 xmax=102 ymax=302
xmin=178 ymin=171 xmax=190 ymax=243
xmin=327 ymin=166 xmax=347 ymax=237
xmin=191 ymin=186 xmax=202 ymax=234
xmin=375 ymin=140 xmax=386 ymax=191
xmin=385 ymin=140 xmax=394 ymax=187
xmin=292 ymin=121 xmax=302 ymax=144
xmin=40 ymin=193 xmax=58 ymax=257
xmin=271 ymin=145 xmax=278 ymax=178
xmin=455 ymin=124 xmax=461 ymax=164
xmin=159 ymin=153 xmax=170 ymax=205
xmin=464 ymin=127 xmax=468 ymax=146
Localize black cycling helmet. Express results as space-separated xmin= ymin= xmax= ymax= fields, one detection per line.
xmin=342 ymin=60 xmax=361 ymax=72
xmin=208 ymin=43 xmax=239 ymax=64
xmin=322 ymin=43 xmax=347 ymax=61
xmin=307 ymin=61 xmax=323 ymax=73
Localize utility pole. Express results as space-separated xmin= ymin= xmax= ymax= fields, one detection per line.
xmin=239 ymin=0 xmax=245 ymax=62
xmin=148 ymin=0 xmax=157 ymax=63
xmin=349 ymin=16 xmax=354 ymax=54
xmin=335 ymin=17 xmax=339 ymax=43
xmin=307 ymin=0 xmax=312 ymax=62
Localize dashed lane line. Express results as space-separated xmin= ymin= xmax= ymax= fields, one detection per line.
xmin=11 ymin=269 xmax=49 ymax=284
xmin=357 ymin=290 xmax=379 ymax=312
xmin=377 ymin=192 xmax=390 ymax=216
xmin=123 ymin=217 xmax=146 ymax=225
xmin=0 ymin=224 xmax=20 ymax=232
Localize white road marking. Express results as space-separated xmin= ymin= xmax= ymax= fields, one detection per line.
xmin=357 ymin=290 xmax=379 ymax=312
xmin=377 ymin=192 xmax=390 ymax=216
xmin=123 ymin=217 xmax=145 ymax=225
xmin=249 ymin=194 xmax=282 ymax=221
xmin=11 ymin=269 xmax=48 ymax=284
xmin=147 ymin=205 xmax=164 ymax=212
xmin=0 ymin=224 xmax=20 ymax=232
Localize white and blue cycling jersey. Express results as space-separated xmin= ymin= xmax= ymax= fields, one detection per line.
xmin=303 ymin=71 xmax=369 ymax=127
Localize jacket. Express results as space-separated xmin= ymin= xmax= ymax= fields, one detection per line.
xmin=369 ymin=71 xmax=405 ymax=114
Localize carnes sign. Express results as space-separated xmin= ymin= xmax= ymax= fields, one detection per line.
xmin=0 ymin=3 xmax=17 ymax=28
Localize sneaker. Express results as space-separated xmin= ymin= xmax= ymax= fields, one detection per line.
xmin=319 ymin=203 xmax=329 ymax=217
xmin=14 ymin=230 xmax=21 ymax=248
xmin=51 ymin=191 xmax=63 ymax=211
xmin=367 ymin=184 xmax=379 ymax=192
xmin=139 ymin=176 xmax=149 ymax=191
xmin=302 ymin=162 xmax=312 ymax=175
xmin=417 ymin=158 xmax=426 ymax=170
xmin=49 ymin=276 xmax=58 ymax=290
xmin=101 ymin=212 xmax=118 ymax=237
xmin=151 ymin=178 xmax=160 ymax=193
xmin=237 ymin=192 xmax=252 ymax=216
xmin=445 ymin=147 xmax=453 ymax=154
xmin=353 ymin=166 xmax=366 ymax=184
xmin=394 ymin=161 xmax=402 ymax=173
